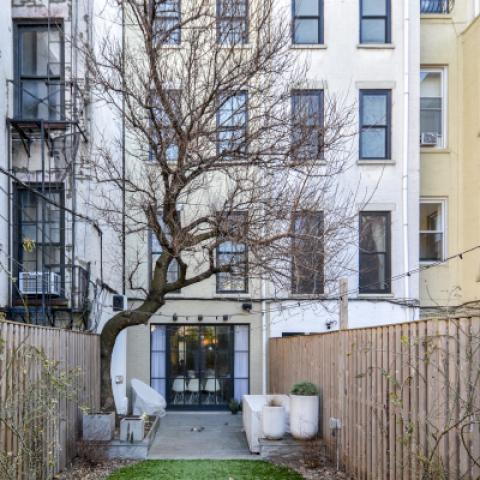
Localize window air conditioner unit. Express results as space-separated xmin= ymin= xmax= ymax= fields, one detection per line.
xmin=420 ymin=132 xmax=438 ymax=146
xmin=19 ymin=272 xmax=61 ymax=296
xmin=112 ymin=294 xmax=128 ymax=312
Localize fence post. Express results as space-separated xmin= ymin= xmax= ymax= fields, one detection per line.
xmin=339 ymin=277 xmax=349 ymax=330
xmin=336 ymin=278 xmax=349 ymax=469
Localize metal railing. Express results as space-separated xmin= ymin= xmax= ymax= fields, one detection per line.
xmin=421 ymin=0 xmax=454 ymax=14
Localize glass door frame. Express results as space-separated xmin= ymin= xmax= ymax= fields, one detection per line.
xmin=150 ymin=323 xmax=250 ymax=411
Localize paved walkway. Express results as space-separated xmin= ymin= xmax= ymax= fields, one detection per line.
xmin=148 ymin=412 xmax=254 ymax=459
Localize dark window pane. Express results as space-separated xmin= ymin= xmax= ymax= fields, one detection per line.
xmin=361 ymin=128 xmax=387 ymax=158
xmin=359 ymin=212 xmax=390 ymax=293
xmin=155 ymin=0 xmax=181 ymax=44
xmin=216 ymin=213 xmax=248 ymax=292
xmin=294 ymin=0 xmax=320 ymax=15
xmin=217 ymin=0 xmax=248 ymax=44
xmin=361 ymin=19 xmax=386 ymax=43
xmin=421 ymin=0 xmax=450 ymax=13
xmin=363 ymin=0 xmax=387 ymax=15
xmin=362 ymin=94 xmax=387 ymax=125
xmin=420 ymin=233 xmax=443 ymax=261
xmin=292 ymin=211 xmax=324 ymax=294
xmin=360 ymin=90 xmax=390 ymax=160
xmin=420 ymin=203 xmax=442 ymax=230
xmin=294 ymin=19 xmax=319 ymax=44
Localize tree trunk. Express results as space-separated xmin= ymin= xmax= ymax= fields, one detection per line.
xmin=99 ymin=299 xmax=164 ymax=410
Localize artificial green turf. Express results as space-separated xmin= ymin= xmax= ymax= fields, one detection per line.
xmin=107 ymin=460 xmax=303 ymax=479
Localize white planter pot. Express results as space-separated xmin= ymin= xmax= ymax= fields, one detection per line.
xmin=289 ymin=395 xmax=319 ymax=439
xmin=262 ymin=405 xmax=286 ymax=440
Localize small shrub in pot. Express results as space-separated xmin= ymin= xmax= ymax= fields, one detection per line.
xmin=289 ymin=381 xmax=319 ymax=440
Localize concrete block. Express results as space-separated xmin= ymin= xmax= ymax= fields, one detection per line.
xmin=83 ymin=412 xmax=115 ymax=441
xmin=120 ymin=417 xmax=145 ymax=443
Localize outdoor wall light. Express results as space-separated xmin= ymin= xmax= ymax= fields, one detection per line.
xmin=198 ymin=315 xmax=203 ymax=322
xmin=173 ymin=314 xmax=178 ymax=322
xmin=242 ymin=302 xmax=252 ymax=312
xmin=223 ymin=315 xmax=229 ymax=322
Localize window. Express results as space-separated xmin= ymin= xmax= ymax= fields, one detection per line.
xmin=216 ymin=213 xmax=248 ymax=293
xmin=360 ymin=0 xmax=391 ymax=44
xmin=15 ymin=23 xmax=64 ymax=120
xmin=217 ymin=92 xmax=248 ymax=161
xmin=420 ymin=200 xmax=445 ymax=262
xmin=292 ymin=211 xmax=324 ymax=294
xmin=16 ymin=185 xmax=65 ymax=294
xmin=154 ymin=0 xmax=181 ymax=45
xmin=420 ymin=69 xmax=446 ymax=148
xmin=217 ymin=0 xmax=248 ymax=45
xmin=293 ymin=0 xmax=323 ymax=44
xmin=420 ymin=0 xmax=451 ymax=14
xmin=359 ymin=212 xmax=391 ymax=294
xmin=359 ymin=89 xmax=391 ymax=160
xmin=150 ymin=211 xmax=181 ymax=290
xmin=150 ymin=90 xmax=181 ymax=162
xmin=292 ymin=90 xmax=324 ymax=160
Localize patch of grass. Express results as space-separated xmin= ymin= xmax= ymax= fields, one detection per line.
xmin=107 ymin=459 xmax=303 ymax=479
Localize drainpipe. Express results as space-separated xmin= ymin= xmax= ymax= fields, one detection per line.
xmin=261 ymin=278 xmax=268 ymax=394
xmin=402 ymin=0 xmax=411 ymax=321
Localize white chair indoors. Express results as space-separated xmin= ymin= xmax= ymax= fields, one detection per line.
xmin=204 ymin=378 xmax=221 ymax=404
xmin=172 ymin=377 xmax=186 ymax=404
xmin=187 ymin=378 xmax=200 ymax=404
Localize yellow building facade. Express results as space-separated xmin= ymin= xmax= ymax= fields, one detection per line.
xmin=420 ymin=1 xmax=480 ymax=314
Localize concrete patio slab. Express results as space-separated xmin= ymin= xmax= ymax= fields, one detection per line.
xmin=148 ymin=412 xmax=255 ymax=459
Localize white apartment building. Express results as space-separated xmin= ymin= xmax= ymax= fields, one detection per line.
xmin=115 ymin=0 xmax=421 ymax=414
xmin=269 ymin=0 xmax=421 ymax=337
xmin=0 ymin=0 xmax=121 ymax=329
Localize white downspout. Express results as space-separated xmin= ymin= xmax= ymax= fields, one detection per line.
xmin=261 ymin=278 xmax=268 ymax=394
xmin=402 ymin=0 xmax=411 ymax=321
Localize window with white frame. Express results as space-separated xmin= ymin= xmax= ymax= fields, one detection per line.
xmin=420 ymin=68 xmax=446 ymax=148
xmin=420 ymin=200 xmax=446 ymax=262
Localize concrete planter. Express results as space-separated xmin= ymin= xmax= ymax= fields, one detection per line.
xmin=120 ymin=417 xmax=145 ymax=443
xmin=289 ymin=395 xmax=319 ymax=439
xmin=83 ymin=412 xmax=115 ymax=441
xmin=262 ymin=405 xmax=286 ymax=440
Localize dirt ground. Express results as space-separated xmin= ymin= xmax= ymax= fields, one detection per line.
xmin=269 ymin=448 xmax=354 ymax=480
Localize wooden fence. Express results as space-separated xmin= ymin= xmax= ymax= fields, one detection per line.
xmin=0 ymin=320 xmax=100 ymax=478
xmin=269 ymin=317 xmax=480 ymax=480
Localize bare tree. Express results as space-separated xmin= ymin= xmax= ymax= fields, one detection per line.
xmin=86 ymin=0 xmax=359 ymax=408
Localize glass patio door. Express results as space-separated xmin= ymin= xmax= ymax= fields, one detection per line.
xmin=151 ymin=324 xmax=249 ymax=409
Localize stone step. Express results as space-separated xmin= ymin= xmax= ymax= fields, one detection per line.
xmin=259 ymin=434 xmax=325 ymax=459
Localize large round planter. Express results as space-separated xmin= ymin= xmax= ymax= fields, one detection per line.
xmin=262 ymin=405 xmax=286 ymax=440
xmin=289 ymin=395 xmax=319 ymax=439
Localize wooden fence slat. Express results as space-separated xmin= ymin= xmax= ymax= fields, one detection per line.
xmin=268 ymin=317 xmax=480 ymax=480
xmin=0 ymin=321 xmax=100 ymax=478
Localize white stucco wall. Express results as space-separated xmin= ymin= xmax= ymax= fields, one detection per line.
xmin=267 ymin=0 xmax=421 ymax=335
xmin=0 ymin=3 xmax=13 ymax=310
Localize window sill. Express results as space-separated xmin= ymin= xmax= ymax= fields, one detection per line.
xmin=358 ymin=159 xmax=395 ymax=165
xmin=356 ymin=293 xmax=394 ymax=299
xmin=287 ymin=294 xmax=327 ymax=300
xmin=420 ymin=260 xmax=447 ymax=267
xmin=213 ymin=293 xmax=251 ymax=299
xmin=420 ymin=14 xmax=453 ymax=20
xmin=357 ymin=43 xmax=395 ymax=49
xmin=420 ymin=147 xmax=450 ymax=154
xmin=290 ymin=44 xmax=327 ymax=50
